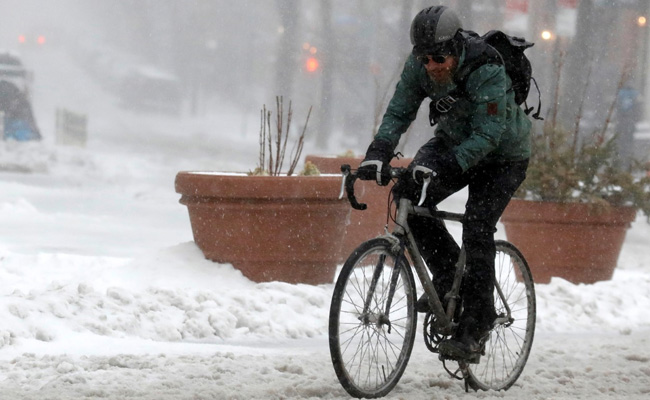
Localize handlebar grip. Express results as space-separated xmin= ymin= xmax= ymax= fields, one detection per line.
xmin=340 ymin=164 xmax=367 ymax=210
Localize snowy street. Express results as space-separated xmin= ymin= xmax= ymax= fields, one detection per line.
xmin=0 ymin=332 xmax=648 ymax=399
xmin=1 ymin=5 xmax=650 ymax=400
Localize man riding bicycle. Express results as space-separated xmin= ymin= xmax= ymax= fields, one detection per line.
xmin=357 ymin=5 xmax=532 ymax=360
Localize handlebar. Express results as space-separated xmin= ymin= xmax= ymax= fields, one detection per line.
xmin=339 ymin=164 xmax=416 ymax=210
xmin=339 ymin=164 xmax=368 ymax=210
xmin=339 ymin=164 xmax=436 ymax=210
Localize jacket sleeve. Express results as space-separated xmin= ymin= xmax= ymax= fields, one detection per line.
xmin=374 ymin=56 xmax=428 ymax=149
xmin=452 ymin=63 xmax=508 ymax=171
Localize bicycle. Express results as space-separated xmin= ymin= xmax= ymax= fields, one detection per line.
xmin=329 ymin=164 xmax=536 ymax=398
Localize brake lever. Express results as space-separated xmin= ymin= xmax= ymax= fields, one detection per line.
xmin=339 ymin=167 xmax=349 ymax=200
xmin=411 ymin=165 xmax=436 ymax=207
xmin=418 ymin=174 xmax=431 ymax=206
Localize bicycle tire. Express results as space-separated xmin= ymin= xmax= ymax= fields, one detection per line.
xmin=465 ymin=240 xmax=536 ymax=391
xmin=329 ymin=238 xmax=418 ymax=398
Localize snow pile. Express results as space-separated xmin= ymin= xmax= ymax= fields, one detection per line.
xmin=0 ymin=243 xmax=332 ymax=349
xmin=536 ymin=267 xmax=650 ymax=335
xmin=0 ymin=141 xmax=53 ymax=173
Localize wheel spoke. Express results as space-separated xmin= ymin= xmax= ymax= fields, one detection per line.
xmin=466 ymin=241 xmax=536 ymax=391
xmin=329 ymin=240 xmax=417 ymax=398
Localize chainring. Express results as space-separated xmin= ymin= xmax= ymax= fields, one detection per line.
xmin=423 ymin=311 xmax=449 ymax=353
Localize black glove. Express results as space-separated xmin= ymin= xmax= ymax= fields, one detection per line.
xmin=357 ymin=139 xmax=393 ymax=186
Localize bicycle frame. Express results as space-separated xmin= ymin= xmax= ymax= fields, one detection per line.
xmin=390 ymin=197 xmax=465 ymax=336
xmin=343 ymin=165 xmax=513 ymax=336
xmin=405 ymin=199 xmax=516 ymax=330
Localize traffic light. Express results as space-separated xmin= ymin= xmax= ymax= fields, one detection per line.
xmin=305 ymin=57 xmax=319 ymax=73
xmin=302 ymin=42 xmax=320 ymax=73
xmin=17 ymin=34 xmax=47 ymax=45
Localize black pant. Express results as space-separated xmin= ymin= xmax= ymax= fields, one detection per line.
xmin=394 ymin=138 xmax=528 ymax=337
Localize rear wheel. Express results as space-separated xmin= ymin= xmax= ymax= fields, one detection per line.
xmin=465 ymin=240 xmax=536 ymax=391
xmin=329 ymin=238 xmax=417 ymax=398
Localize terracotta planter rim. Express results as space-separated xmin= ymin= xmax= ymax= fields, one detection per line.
xmin=502 ymin=198 xmax=637 ymax=225
xmin=179 ymin=171 xmax=341 ymax=177
xmin=175 ymin=172 xmax=347 ymax=201
xmin=507 ymin=197 xmax=637 ymax=208
xmin=305 ymin=154 xmax=360 ymax=159
xmin=509 ymin=198 xmax=636 ymax=208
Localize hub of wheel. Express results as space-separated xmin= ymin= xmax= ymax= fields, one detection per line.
xmin=358 ymin=312 xmax=391 ymax=330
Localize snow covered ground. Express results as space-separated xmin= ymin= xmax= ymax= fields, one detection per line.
xmin=0 ymin=44 xmax=649 ymax=400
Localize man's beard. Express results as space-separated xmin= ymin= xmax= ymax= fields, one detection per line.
xmin=427 ymin=69 xmax=454 ymax=84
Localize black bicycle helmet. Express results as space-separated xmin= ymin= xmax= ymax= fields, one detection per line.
xmin=410 ymin=6 xmax=463 ymax=57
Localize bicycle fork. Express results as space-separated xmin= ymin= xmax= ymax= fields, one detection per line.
xmin=359 ymin=254 xmax=392 ymax=332
xmin=359 ymin=243 xmax=406 ymax=333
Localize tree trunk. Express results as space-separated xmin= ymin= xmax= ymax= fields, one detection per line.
xmin=556 ymin=0 xmax=596 ymax=131
xmin=527 ymin=0 xmax=557 ymax=124
xmin=317 ymin=0 xmax=333 ymax=149
xmin=274 ymin=0 xmax=301 ymax=99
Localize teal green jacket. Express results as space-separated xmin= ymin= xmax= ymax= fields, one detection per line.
xmin=375 ymin=52 xmax=531 ymax=172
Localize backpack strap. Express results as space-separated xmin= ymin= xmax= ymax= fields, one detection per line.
xmin=454 ymin=45 xmax=503 ymax=98
xmin=482 ymin=30 xmax=543 ymax=120
xmin=429 ymin=30 xmax=543 ymax=124
xmin=429 ymin=32 xmax=501 ymax=126
xmin=528 ymin=77 xmax=544 ymax=120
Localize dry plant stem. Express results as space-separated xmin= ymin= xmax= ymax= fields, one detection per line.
xmin=257 ymin=109 xmax=266 ymax=169
xmin=549 ymin=49 xmax=565 ymax=151
xmin=282 ymin=101 xmax=292 ymax=173
xmin=287 ymin=105 xmax=312 ymax=176
xmin=276 ymin=97 xmax=292 ymax=176
xmin=275 ymin=97 xmax=282 ymax=175
xmin=597 ymin=59 xmax=632 ymax=145
xmin=265 ymin=109 xmax=272 ymax=175
xmin=572 ymin=61 xmax=593 ymax=154
xmin=257 ymin=97 xmax=311 ymax=176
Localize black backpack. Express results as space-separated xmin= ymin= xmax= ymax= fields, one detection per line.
xmin=429 ymin=30 xmax=542 ymax=125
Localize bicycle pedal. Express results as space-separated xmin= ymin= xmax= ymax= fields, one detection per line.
xmin=439 ymin=352 xmax=481 ymax=364
xmin=438 ymin=341 xmax=483 ymax=364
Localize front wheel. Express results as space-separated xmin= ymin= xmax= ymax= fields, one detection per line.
xmin=465 ymin=240 xmax=536 ymax=391
xmin=329 ymin=238 xmax=418 ymax=398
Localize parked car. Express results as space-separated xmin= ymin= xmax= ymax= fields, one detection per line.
xmin=119 ymin=66 xmax=183 ymax=115
xmin=0 ymin=51 xmax=33 ymax=98
xmin=0 ymin=51 xmax=40 ymax=141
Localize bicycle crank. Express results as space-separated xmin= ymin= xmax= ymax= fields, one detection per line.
xmin=423 ymin=311 xmax=448 ymax=353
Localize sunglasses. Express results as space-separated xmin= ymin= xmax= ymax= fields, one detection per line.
xmin=416 ymin=54 xmax=448 ymax=65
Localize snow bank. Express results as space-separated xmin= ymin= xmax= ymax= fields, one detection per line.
xmin=0 ymin=243 xmax=333 ymax=351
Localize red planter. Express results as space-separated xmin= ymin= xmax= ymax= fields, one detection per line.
xmin=500 ymin=199 xmax=637 ymax=284
xmin=175 ymin=172 xmax=351 ymax=285
xmin=305 ymin=155 xmax=413 ymax=262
